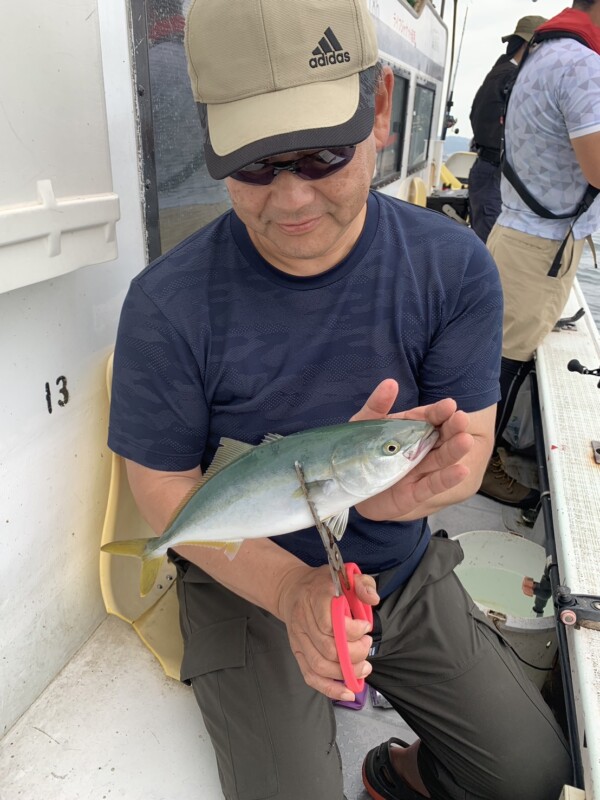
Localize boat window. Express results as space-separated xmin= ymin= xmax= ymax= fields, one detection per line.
xmin=373 ymin=72 xmax=409 ymax=184
xmin=407 ymin=83 xmax=435 ymax=172
xmin=399 ymin=0 xmax=426 ymax=16
xmin=133 ymin=0 xmax=231 ymax=258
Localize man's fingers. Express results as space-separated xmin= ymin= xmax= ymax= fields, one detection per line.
xmin=350 ymin=379 xmax=399 ymax=421
xmin=409 ymin=463 xmax=470 ymax=506
xmin=418 ymin=431 xmax=473 ymax=471
xmin=353 ymin=574 xmax=380 ymax=607
xmin=294 ymin=638 xmax=373 ymax=702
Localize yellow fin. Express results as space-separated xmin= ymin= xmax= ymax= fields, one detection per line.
xmin=101 ymin=538 xmax=150 ymax=558
xmin=177 ymin=539 xmax=244 ymax=559
xmin=224 ymin=540 xmax=243 ymax=560
xmin=140 ymin=556 xmax=163 ymax=597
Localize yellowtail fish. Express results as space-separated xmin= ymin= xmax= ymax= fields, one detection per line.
xmin=102 ymin=419 xmax=438 ymax=595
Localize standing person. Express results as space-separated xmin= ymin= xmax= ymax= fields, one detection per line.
xmin=108 ymin=1 xmax=571 ymax=798
xmin=481 ymin=0 xmax=600 ymax=506
xmin=468 ymin=15 xmax=547 ymax=243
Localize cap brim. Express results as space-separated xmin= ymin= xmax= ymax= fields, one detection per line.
xmin=202 ymin=68 xmax=377 ymax=180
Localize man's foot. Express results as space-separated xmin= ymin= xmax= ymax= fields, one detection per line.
xmin=362 ymin=738 xmax=429 ymax=799
xmin=478 ymin=454 xmax=540 ymax=508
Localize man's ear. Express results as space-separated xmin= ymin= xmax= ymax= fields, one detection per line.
xmin=373 ymin=66 xmax=394 ymax=151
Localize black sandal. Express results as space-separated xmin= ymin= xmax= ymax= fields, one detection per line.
xmin=362 ymin=738 xmax=427 ymax=800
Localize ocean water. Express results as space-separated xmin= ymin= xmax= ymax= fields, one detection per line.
xmin=578 ymin=231 xmax=600 ymax=329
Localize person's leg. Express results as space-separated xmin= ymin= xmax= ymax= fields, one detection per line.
xmin=367 ymin=537 xmax=571 ymax=800
xmin=467 ymin=159 xmax=501 ymax=244
xmin=494 ymin=357 xmax=534 ymax=444
xmin=487 ymin=226 xmax=585 ymax=364
xmin=481 ymin=226 xmax=585 ymax=506
xmin=479 ymin=356 xmax=539 ymax=506
xmin=171 ymin=553 xmax=344 ymax=800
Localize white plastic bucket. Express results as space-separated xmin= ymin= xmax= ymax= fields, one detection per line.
xmin=453 ymin=530 xmax=557 ymax=689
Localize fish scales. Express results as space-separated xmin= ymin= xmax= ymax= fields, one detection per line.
xmin=102 ymin=418 xmax=438 ymax=595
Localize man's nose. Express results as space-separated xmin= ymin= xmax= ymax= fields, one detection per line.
xmin=268 ymin=169 xmax=316 ymax=206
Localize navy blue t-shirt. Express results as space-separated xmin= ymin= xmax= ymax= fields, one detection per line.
xmin=109 ymin=191 xmax=502 ymax=585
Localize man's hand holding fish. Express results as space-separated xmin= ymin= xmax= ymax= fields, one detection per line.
xmin=349 ymin=378 xmax=494 ymax=523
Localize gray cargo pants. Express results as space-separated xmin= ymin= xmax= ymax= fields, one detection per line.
xmin=172 ymin=537 xmax=571 ymax=800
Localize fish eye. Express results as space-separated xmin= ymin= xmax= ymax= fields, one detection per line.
xmin=383 ymin=440 xmax=400 ymax=455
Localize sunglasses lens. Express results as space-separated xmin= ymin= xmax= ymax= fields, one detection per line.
xmin=230 ymin=162 xmax=277 ymax=186
xmin=231 ymin=146 xmax=356 ymax=185
xmin=297 ymin=147 xmax=356 ymax=180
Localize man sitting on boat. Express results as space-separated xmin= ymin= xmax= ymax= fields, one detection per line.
xmin=108 ymin=0 xmax=572 ymax=797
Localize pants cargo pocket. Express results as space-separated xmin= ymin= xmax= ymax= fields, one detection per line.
xmin=181 ymin=615 xmax=279 ymax=800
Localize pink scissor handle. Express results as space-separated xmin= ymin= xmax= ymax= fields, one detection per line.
xmin=331 ymin=563 xmax=374 ymax=694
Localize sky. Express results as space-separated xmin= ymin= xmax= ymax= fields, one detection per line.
xmin=442 ymin=0 xmax=569 ymax=141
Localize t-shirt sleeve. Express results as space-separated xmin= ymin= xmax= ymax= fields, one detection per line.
xmin=418 ymin=239 xmax=503 ymax=413
xmin=561 ymin=48 xmax=600 ymax=139
xmin=108 ymin=279 xmax=209 ymax=471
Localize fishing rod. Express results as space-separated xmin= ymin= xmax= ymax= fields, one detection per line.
xmin=441 ymin=0 xmax=469 ymax=139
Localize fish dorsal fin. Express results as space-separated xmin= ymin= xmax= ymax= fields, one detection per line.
xmin=324 ymin=509 xmax=349 ymax=541
xmin=163 ymin=438 xmax=254 ymax=531
xmin=203 ymin=438 xmax=255 ymax=481
xmin=261 ymin=432 xmax=284 ymax=444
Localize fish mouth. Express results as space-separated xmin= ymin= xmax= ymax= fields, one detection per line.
xmin=406 ymin=427 xmax=439 ymax=461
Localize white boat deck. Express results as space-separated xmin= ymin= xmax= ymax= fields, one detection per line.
xmin=536 ymin=283 xmax=600 ymax=799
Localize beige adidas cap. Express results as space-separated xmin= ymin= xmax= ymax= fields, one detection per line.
xmin=185 ymin=0 xmax=379 ymax=179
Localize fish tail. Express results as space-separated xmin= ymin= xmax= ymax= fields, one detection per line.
xmin=101 ymin=537 xmax=162 ymax=597
xmin=101 ymin=538 xmax=151 ymax=558
xmin=139 ymin=556 xmax=163 ymax=597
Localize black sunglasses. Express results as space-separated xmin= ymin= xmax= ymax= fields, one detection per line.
xmin=229 ymin=146 xmax=357 ymax=186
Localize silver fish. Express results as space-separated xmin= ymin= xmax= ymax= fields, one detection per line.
xmin=102 ymin=418 xmax=438 ymax=595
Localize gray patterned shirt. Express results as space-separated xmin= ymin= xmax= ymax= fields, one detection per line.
xmin=498 ymin=38 xmax=600 ymax=240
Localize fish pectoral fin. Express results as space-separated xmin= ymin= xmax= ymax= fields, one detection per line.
xmin=323 ymin=509 xmax=349 ymax=541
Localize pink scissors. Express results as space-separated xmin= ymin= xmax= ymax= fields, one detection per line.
xmin=294 ymin=462 xmax=373 ymax=694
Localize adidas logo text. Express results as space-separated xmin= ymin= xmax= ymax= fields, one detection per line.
xmin=309 ymin=26 xmax=351 ymax=68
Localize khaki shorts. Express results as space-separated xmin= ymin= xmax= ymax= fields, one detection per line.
xmin=487 ymin=224 xmax=585 ymax=361
xmin=171 ymin=538 xmax=570 ymax=800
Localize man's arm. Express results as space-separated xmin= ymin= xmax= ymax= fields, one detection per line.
xmin=571 ymin=130 xmax=600 ymax=189
xmin=125 ymin=459 xmax=376 ymax=701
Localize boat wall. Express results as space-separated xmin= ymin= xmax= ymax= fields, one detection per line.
xmin=0 ymin=0 xmax=146 ymax=735
xmin=369 ymin=0 xmax=448 ymax=196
